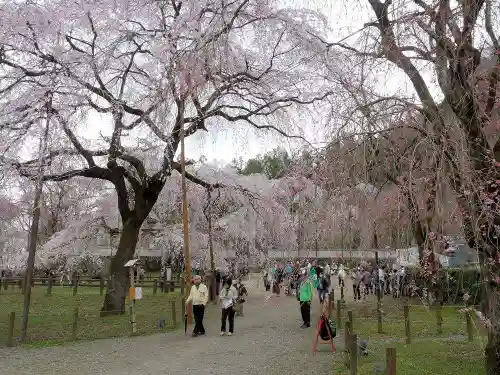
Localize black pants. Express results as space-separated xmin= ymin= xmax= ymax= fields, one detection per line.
xmin=338 ymin=277 xmax=344 ymax=287
xmin=221 ymin=307 xmax=235 ymax=333
xmin=353 ymin=284 xmax=361 ymax=300
xmin=192 ymin=304 xmax=205 ymax=334
xmin=300 ymin=301 xmax=311 ymax=326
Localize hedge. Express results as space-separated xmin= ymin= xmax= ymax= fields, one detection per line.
xmin=405 ymin=266 xmax=483 ymax=305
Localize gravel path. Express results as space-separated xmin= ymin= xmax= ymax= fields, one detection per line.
xmin=0 ymin=275 xmax=340 ymax=375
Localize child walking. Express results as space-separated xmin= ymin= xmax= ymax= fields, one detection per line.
xmin=220 ymin=278 xmax=238 ymax=336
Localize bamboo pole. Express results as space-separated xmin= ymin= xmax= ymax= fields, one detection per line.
xmin=180 ymin=122 xmax=192 ymax=325
xmin=207 ymin=188 xmax=216 ymax=301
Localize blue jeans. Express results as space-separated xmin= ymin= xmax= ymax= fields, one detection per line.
xmin=318 ymin=288 xmax=328 ymax=303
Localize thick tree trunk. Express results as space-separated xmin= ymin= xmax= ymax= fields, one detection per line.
xmin=100 ymin=220 xmax=142 ymax=316
xmin=463 ymin=221 xmax=500 ymax=375
xmin=477 ymin=250 xmax=500 ymax=375
xmin=485 ymin=297 xmax=500 ymax=375
xmin=486 ymin=336 xmax=500 ymax=375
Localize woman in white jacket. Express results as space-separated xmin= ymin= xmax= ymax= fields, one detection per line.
xmin=219 ymin=278 xmax=238 ymax=336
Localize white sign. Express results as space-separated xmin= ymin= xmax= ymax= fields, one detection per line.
xmin=135 ymin=287 xmax=143 ymax=300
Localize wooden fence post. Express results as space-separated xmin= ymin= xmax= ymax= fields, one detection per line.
xmin=344 ymin=321 xmax=352 ymax=367
xmin=71 ymin=307 xmax=79 ymax=341
xmin=403 ymin=302 xmax=411 ymax=344
xmin=377 ymin=300 xmax=383 ymax=333
xmin=349 ymin=333 xmax=358 ymax=375
xmin=386 ymin=347 xmax=396 ymax=375
xmin=171 ymin=300 xmax=177 ymax=327
xmin=181 ymin=297 xmax=186 ymax=322
xmin=180 ymin=278 xmax=185 ymax=296
xmin=0 ymin=277 xmax=2 ymax=292
xmin=72 ymin=274 xmax=78 ymax=296
xmin=3 ymin=277 xmax=7 ymax=290
xmin=347 ymin=310 xmax=353 ymax=326
xmin=436 ymin=304 xmax=443 ymax=334
xmin=153 ymin=279 xmax=158 ymax=295
xmin=336 ymin=299 xmax=342 ymax=327
xmin=7 ymin=312 xmax=15 ymax=347
xmin=327 ymin=293 xmax=333 ymax=318
xmin=163 ymin=271 xmax=168 ymax=293
xmin=466 ymin=310 xmax=473 ymax=342
xmin=46 ymin=275 xmax=53 ymax=296
xmin=99 ymin=276 xmax=105 ymax=296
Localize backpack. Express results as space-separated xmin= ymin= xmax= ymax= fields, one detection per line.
xmin=319 ymin=315 xmax=337 ymax=340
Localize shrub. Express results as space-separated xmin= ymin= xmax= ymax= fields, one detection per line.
xmin=405 ymin=266 xmax=482 ymax=305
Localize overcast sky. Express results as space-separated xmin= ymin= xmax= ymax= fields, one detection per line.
xmin=184 ymin=0 xmax=372 ymax=164
xmin=80 ymin=1 xmax=423 ymax=166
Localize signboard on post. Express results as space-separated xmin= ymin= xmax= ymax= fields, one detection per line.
xmin=125 ymin=259 xmax=140 ymax=334
xmin=128 ymin=287 xmax=143 ymax=300
xmin=135 ymin=287 xmax=142 ymax=300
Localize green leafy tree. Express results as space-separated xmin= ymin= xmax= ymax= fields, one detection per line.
xmin=239 ymin=148 xmax=292 ymax=179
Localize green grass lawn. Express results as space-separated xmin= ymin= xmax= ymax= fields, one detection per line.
xmin=0 ymin=285 xmax=183 ymax=348
xmin=332 ymin=298 xmax=487 ymax=375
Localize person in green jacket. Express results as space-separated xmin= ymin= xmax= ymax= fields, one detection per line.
xmin=297 ymin=269 xmax=314 ymax=328
xmin=309 ymin=267 xmax=319 ymax=289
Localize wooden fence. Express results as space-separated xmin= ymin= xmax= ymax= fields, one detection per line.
xmin=5 ymin=297 xmax=186 ymax=348
xmin=327 ymin=291 xmax=479 ymax=374
xmin=0 ymin=275 xmax=183 ymax=296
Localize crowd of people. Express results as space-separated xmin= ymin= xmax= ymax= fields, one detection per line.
xmin=185 ymin=260 xmax=411 ymax=338
xmin=262 ymin=259 xmax=412 ymax=327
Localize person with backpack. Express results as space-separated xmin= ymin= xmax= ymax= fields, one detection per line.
xmin=297 ymin=269 xmax=314 ymax=328
xmin=317 ymin=273 xmax=329 ymax=303
xmin=233 ymin=279 xmax=248 ymax=316
xmin=219 ymin=278 xmax=238 ymax=336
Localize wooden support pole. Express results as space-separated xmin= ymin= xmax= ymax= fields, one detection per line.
xmin=466 ymin=310 xmax=473 ymax=342
xmin=46 ymin=275 xmax=53 ymax=296
xmin=386 ymin=347 xmax=397 ymax=375
xmin=349 ymin=333 xmax=358 ymax=375
xmin=403 ymin=302 xmax=411 ymax=344
xmin=181 ymin=297 xmax=186 ymax=321
xmin=344 ymin=321 xmax=352 ymax=367
xmin=72 ymin=274 xmax=78 ymax=296
xmin=377 ymin=300 xmax=383 ymax=333
xmin=71 ymin=307 xmax=79 ymax=341
xmin=347 ymin=310 xmax=353 ymax=326
xmin=153 ymin=279 xmax=158 ymax=295
xmin=3 ymin=277 xmax=7 ymax=290
xmin=7 ymin=312 xmax=15 ymax=347
xmin=436 ymin=304 xmax=443 ymax=334
xmin=171 ymin=300 xmax=177 ymax=327
xmin=327 ymin=293 xmax=333 ymax=318
xmin=99 ymin=275 xmax=105 ymax=296
xmin=336 ymin=299 xmax=342 ymax=327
